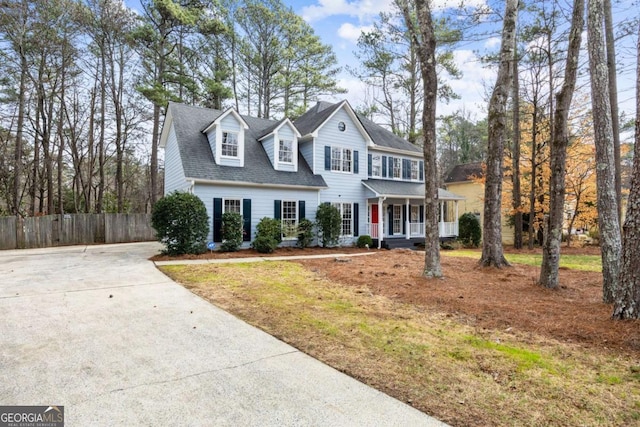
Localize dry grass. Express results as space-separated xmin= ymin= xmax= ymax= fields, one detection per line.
xmin=160 ymin=252 xmax=640 ymax=427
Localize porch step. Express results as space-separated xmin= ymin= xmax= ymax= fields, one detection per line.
xmin=373 ymin=238 xmax=424 ymax=250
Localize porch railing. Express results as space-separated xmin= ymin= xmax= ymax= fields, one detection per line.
xmin=366 ymin=223 xmax=379 ymax=239
xmin=409 ymin=222 xmax=424 ymax=237
xmin=439 ymin=221 xmax=458 ymax=237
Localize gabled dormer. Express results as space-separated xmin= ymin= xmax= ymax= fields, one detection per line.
xmin=201 ymin=107 xmax=249 ymax=167
xmin=257 ymin=118 xmax=301 ymax=172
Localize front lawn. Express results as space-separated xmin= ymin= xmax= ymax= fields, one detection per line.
xmin=160 ymin=251 xmax=639 ymax=426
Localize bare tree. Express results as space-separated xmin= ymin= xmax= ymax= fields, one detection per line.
xmin=612 ymin=19 xmax=640 ymax=319
xmin=587 ymin=0 xmax=621 ymax=303
xmin=539 ymin=0 xmax=585 ymax=289
xmin=479 ymin=0 xmax=519 ymax=268
xmin=512 ymin=46 xmax=523 ymax=249
xmin=397 ymin=0 xmax=441 ymax=278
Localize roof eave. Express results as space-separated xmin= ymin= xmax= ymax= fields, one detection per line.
xmin=189 ymin=177 xmax=328 ymax=190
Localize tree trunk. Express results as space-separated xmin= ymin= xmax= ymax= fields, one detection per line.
xmin=13 ymin=50 xmax=27 ymax=217
xmin=512 ymin=48 xmax=523 ymax=250
xmin=603 ymin=0 xmax=622 ymax=226
xmin=398 ymin=0 xmax=441 ymax=278
xmin=480 ymin=0 xmax=518 ymax=268
xmin=587 ymin=0 xmax=621 ymax=303
xmin=612 ymin=20 xmax=640 ymax=318
xmin=540 ymin=0 xmax=584 ymax=289
xmin=528 ymin=105 xmax=538 ymax=250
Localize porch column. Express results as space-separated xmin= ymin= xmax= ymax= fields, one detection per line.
xmin=455 ymin=201 xmax=459 ymax=235
xmin=405 ymin=198 xmax=410 ymax=239
xmin=440 ymin=200 xmax=444 ymax=237
xmin=377 ymin=197 xmax=384 ymax=249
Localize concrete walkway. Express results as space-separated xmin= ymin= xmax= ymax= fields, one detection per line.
xmin=0 ymin=242 xmax=447 ymax=426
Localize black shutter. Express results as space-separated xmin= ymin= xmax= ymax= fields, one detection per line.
xmin=388 ymin=205 xmax=394 ymax=235
xmin=420 ymin=205 xmax=424 ymax=224
xmin=403 ymin=159 xmax=410 ymax=179
xmin=388 ymin=157 xmax=394 ymax=178
xmin=367 ymin=154 xmax=372 ymax=176
xmin=213 ymin=198 xmax=223 ymax=242
xmin=353 ymin=203 xmax=359 ymax=236
xmin=274 ymin=200 xmax=282 ymax=219
xmin=419 ymin=161 xmax=424 ymax=181
xmin=403 ymin=205 xmax=407 ymax=234
xmin=324 ymin=146 xmax=331 ymax=170
xmin=242 ymin=199 xmax=251 ymax=241
xmin=382 ymin=156 xmax=387 ymax=177
xmin=299 ymin=200 xmax=305 ymax=220
xmin=353 ymin=150 xmax=359 ymax=174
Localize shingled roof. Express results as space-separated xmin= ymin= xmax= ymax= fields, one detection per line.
xmin=362 ymin=179 xmax=465 ymax=200
xmin=295 ymin=101 xmax=421 ymax=154
xmin=166 ymin=102 xmax=327 ymax=188
xmin=444 ymin=162 xmax=484 ymax=183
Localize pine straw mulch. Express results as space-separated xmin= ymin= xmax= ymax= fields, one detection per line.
xmin=294 ymin=248 xmax=640 ymax=355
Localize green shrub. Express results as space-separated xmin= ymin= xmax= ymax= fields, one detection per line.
xmin=252 ymin=235 xmax=278 ymax=253
xmin=297 ymin=218 xmax=314 ymax=248
xmin=458 ymin=212 xmax=481 ymax=248
xmin=356 ymin=235 xmax=373 ymax=248
xmin=220 ymin=212 xmax=243 ymax=252
xmin=151 ymin=192 xmax=209 ymax=256
xmin=316 ymin=204 xmax=341 ymax=247
xmin=255 ymin=217 xmax=282 ymax=242
xmin=252 ymin=217 xmax=281 ymax=253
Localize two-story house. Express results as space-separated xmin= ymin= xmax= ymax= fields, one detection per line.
xmin=160 ymin=100 xmax=463 ymax=249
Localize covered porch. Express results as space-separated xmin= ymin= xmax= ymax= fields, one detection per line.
xmin=362 ymin=179 xmax=465 ymax=249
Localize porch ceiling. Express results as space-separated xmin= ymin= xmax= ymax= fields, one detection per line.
xmin=362 ymin=179 xmax=465 ymax=201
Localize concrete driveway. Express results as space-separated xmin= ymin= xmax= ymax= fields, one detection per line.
xmin=0 ymin=242 xmax=446 ymax=426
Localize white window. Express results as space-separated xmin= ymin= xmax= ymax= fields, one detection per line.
xmin=221 ymin=131 xmax=239 ymax=157
xmin=393 ymin=158 xmax=401 ymax=179
xmin=371 ymin=154 xmax=382 ymax=177
xmin=224 ymin=199 xmax=241 ymax=214
xmin=411 ymin=160 xmax=419 ymax=180
xmin=332 ymin=202 xmax=353 ymax=236
xmin=279 ymin=139 xmax=293 ymax=163
xmin=282 ymin=201 xmax=298 ymax=239
xmin=331 ymin=147 xmax=352 ymax=173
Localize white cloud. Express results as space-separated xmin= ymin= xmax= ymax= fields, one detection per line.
xmin=337 ymin=23 xmax=374 ymax=44
xmin=483 ymin=37 xmax=501 ymax=49
xmin=301 ymin=0 xmax=394 ymax=23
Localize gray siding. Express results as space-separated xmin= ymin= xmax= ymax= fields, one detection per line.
xmin=206 ymin=128 xmax=216 ymax=161
xmin=300 ymin=140 xmax=314 ymax=173
xmin=315 ymin=108 xmax=368 ymax=241
xmin=262 ymin=135 xmax=275 ymax=167
xmin=194 ymin=184 xmax=319 ymax=245
xmin=164 ymin=125 xmax=188 ymax=194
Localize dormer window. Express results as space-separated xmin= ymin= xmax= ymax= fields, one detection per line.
xmin=279 ymin=139 xmax=293 ymax=163
xmin=222 ymin=131 xmax=239 ymax=157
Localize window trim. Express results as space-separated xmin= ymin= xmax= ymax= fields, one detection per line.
xmin=332 ymin=202 xmax=353 ymax=237
xmin=410 ymin=160 xmax=419 ymax=181
xmin=223 ymin=198 xmax=242 ymax=215
xmin=330 ymin=146 xmax=353 ymax=174
xmin=221 ymin=131 xmax=239 ymax=158
xmin=278 ymin=139 xmax=294 ymax=164
xmin=393 ymin=157 xmax=402 ymax=179
xmin=281 ymin=200 xmax=298 ymax=240
xmin=371 ymin=154 xmax=382 ymax=178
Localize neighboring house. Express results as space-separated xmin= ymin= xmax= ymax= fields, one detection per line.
xmin=444 ymin=162 xmax=515 ymax=245
xmin=160 ymin=100 xmax=464 ymax=249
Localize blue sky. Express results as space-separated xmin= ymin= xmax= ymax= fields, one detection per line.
xmin=124 ymin=0 xmax=638 ymax=130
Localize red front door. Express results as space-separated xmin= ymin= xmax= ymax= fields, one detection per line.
xmin=371 ymin=204 xmax=379 ymax=224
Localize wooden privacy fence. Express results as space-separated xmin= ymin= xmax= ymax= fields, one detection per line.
xmin=0 ymin=213 xmax=156 ymax=250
